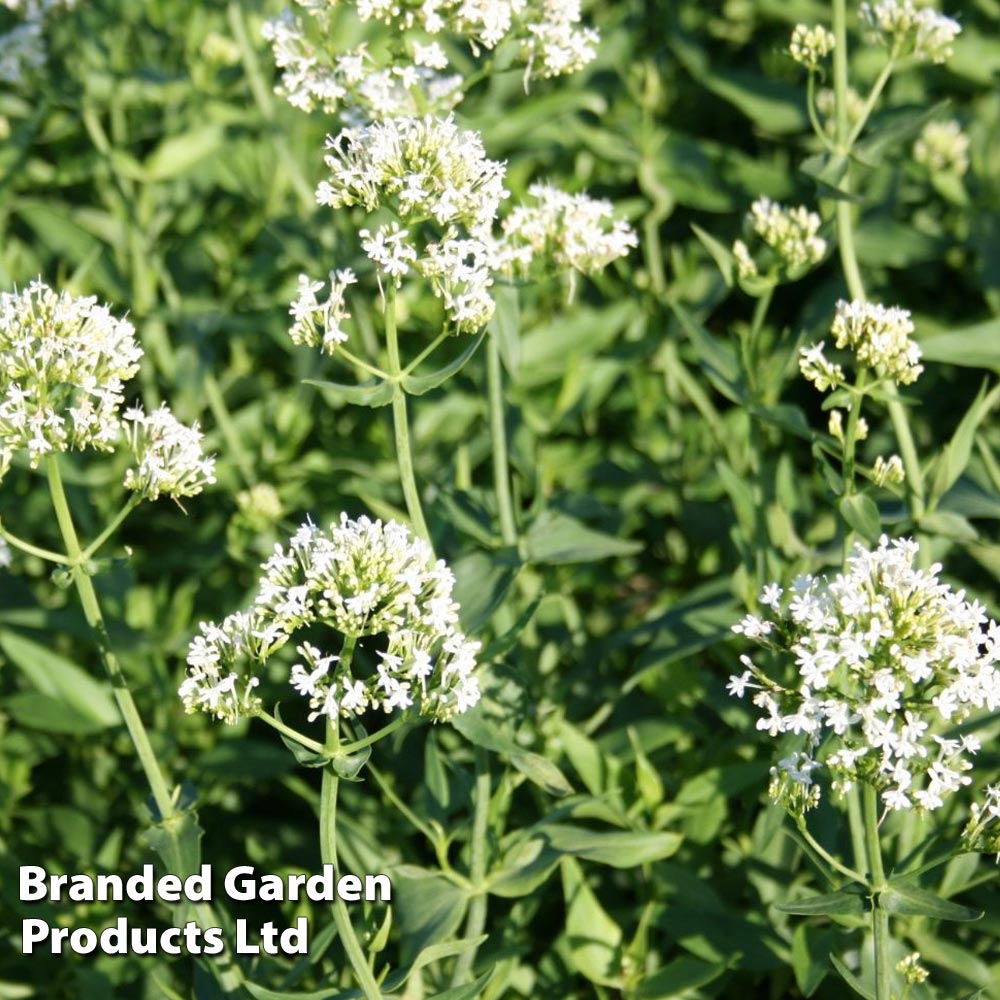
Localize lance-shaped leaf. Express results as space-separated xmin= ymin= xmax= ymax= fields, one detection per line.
xmin=879 ymin=884 xmax=983 ymax=922
xmin=401 ymin=329 xmax=485 ymax=396
xmin=774 ymin=886 xmax=868 ymax=916
xmin=305 ymin=376 xmax=394 ymax=408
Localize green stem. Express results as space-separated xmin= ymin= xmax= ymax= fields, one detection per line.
xmin=806 ymin=73 xmax=835 ymax=151
xmin=745 ymin=286 xmax=774 ymax=401
xmin=256 ymin=709 xmax=327 ymax=756
xmin=404 ymin=326 xmax=452 ymax=375
xmin=384 ymin=285 xmax=430 ymax=541
xmin=830 ymin=0 xmax=923 ymax=521
xmin=0 ymin=521 xmax=69 ymax=564
xmin=842 ymin=368 xmax=869 ymax=495
xmin=450 ymin=746 xmax=491 ymax=987
xmin=488 ymin=334 xmax=518 ymax=546
xmin=45 ymin=456 xmax=173 ymax=820
xmin=81 ymin=495 xmax=141 ymax=561
xmin=847 ymin=58 xmax=896 ymax=147
xmin=862 ymin=783 xmax=891 ymax=1000
xmin=338 ymin=714 xmax=407 ymax=756
xmin=319 ymin=640 xmax=382 ymax=1000
xmin=339 ymin=345 xmax=391 ymax=381
xmin=204 ymin=372 xmax=254 ymax=488
xmin=795 ymin=819 xmax=867 ymax=885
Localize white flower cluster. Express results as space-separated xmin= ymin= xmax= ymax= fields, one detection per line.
xmin=288 ymin=269 xmax=357 ymax=356
xmin=789 ymin=23 xmax=835 ymax=71
xmin=896 ymin=954 xmax=930 ymax=986
xmin=914 ymin=119 xmax=970 ymax=176
xmin=121 ymin=405 xmax=216 ymax=502
xmin=859 ymin=1 xmax=961 ymax=64
xmin=263 ymin=0 xmax=599 ymax=119
xmin=733 ymin=198 xmax=826 ymax=283
xmin=832 ymin=299 xmax=922 ymax=385
xmin=262 ymin=12 xmax=462 ymax=120
xmin=0 ymin=281 xmax=214 ymax=502
xmin=314 ymin=115 xmax=508 ymax=333
xmin=0 ymin=0 xmax=74 ymax=86
xmin=181 ymin=514 xmax=481 ymax=726
xmin=730 ymin=536 xmax=1000 ymax=815
xmin=498 ymin=182 xmax=638 ymax=276
xmin=0 ymin=281 xmax=140 ymax=475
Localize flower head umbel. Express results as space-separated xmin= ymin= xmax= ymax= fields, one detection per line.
xmin=498 ymin=182 xmax=638 ymax=278
xmin=310 ymin=114 xmax=508 ymax=333
xmin=0 ymin=281 xmax=141 ymax=476
xmin=288 ymin=269 xmax=357 ymax=356
xmin=0 ymin=0 xmax=76 ymax=86
xmin=914 ymin=119 xmax=970 ymax=176
xmin=181 ymin=514 xmax=481 ymax=726
xmin=800 ymin=300 xmax=922 ymax=392
xmin=263 ymin=0 xmax=599 ymax=121
xmin=121 ymin=405 xmax=216 ymax=502
xmin=0 ymin=280 xmax=214 ymax=501
xmin=831 ymin=299 xmax=922 ymax=385
xmin=789 ymin=23 xmax=835 ymax=71
xmin=732 ymin=197 xmax=826 ymax=286
xmin=731 ymin=536 xmax=1000 ymax=816
xmin=859 ymin=1 xmax=961 ymax=64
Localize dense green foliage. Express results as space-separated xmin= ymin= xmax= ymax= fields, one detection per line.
xmin=1 ymin=1 xmax=999 ymax=998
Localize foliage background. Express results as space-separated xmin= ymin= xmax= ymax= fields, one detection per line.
xmin=1 ymin=0 xmax=999 ymax=997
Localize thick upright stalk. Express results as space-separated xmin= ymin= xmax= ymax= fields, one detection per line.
xmin=450 ymin=746 xmax=491 ymax=986
xmin=863 ymin=783 xmax=891 ymax=1000
xmin=46 ymin=456 xmax=174 ymax=820
xmin=842 ymin=368 xmax=869 ymax=494
xmin=320 ymin=640 xmax=383 ymax=1000
xmin=46 ymin=456 xmax=244 ymax=993
xmin=384 ymin=285 xmax=430 ymax=541
xmin=830 ymin=0 xmax=923 ymax=519
xmin=487 ymin=335 xmax=517 ymax=546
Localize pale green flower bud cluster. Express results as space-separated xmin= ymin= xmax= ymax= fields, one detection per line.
xmin=181 ymin=514 xmax=481 ymax=726
xmin=732 ymin=197 xmax=826 ymax=284
xmin=872 ymin=453 xmax=904 ymax=487
xmin=0 ymin=281 xmax=214 ymax=502
xmin=287 ymin=269 xmax=357 ymax=356
xmin=815 ymin=85 xmax=864 ymax=138
xmin=497 ymin=182 xmax=638 ymax=277
xmin=0 ymin=0 xmax=75 ymax=86
xmin=800 ymin=299 xmax=922 ymax=392
xmin=789 ymin=23 xmax=835 ymax=71
xmin=896 ymin=953 xmax=930 ymax=986
xmin=730 ymin=536 xmax=1000 ymax=815
xmin=914 ymin=118 xmax=970 ymax=176
xmin=828 ymin=409 xmax=869 ymax=444
xmin=831 ymin=299 xmax=922 ymax=384
xmin=859 ymin=0 xmax=961 ymax=64
xmin=121 ymin=405 xmax=216 ymax=502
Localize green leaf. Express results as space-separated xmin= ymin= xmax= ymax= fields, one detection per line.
xmin=401 ymin=330 xmax=486 ymax=396
xmin=829 ymin=954 xmax=875 ymax=1000
xmin=4 ymin=692 xmax=109 ymax=735
xmin=562 ymin=857 xmax=624 ymax=987
xmin=427 ymin=970 xmax=495 ymax=1000
xmin=509 ymin=751 xmax=574 ymax=797
xmin=304 ymin=377 xmax=395 ymax=408
xmin=451 ymin=549 xmax=521 ymax=632
xmin=791 ymin=925 xmax=834 ymax=997
xmin=800 ymin=152 xmax=860 ymax=202
xmin=853 ymin=103 xmax=949 ymax=169
xmin=392 ymin=869 xmax=469 ymax=966
xmin=774 ymin=887 xmax=867 ymax=916
xmin=839 ymin=494 xmax=881 ymax=543
xmin=0 ymin=631 xmax=118 ymax=729
xmin=548 ymin=825 xmax=682 ymax=868
xmin=489 ymin=283 xmax=520 ymax=377
xmin=690 ymin=223 xmax=734 ymax=287
xmin=274 ymin=705 xmax=330 ymax=768
xmin=879 ymin=884 xmax=983 ymax=922
xmin=920 ymin=317 xmax=1000 ymax=369
xmin=143 ymin=124 xmax=226 ymax=181
xmin=523 ymin=510 xmax=639 ymax=565
xmin=928 ymin=381 xmax=1000 ymax=508
xmin=634 ymin=957 xmax=728 ymax=998
xmin=488 ymin=834 xmax=563 ymax=898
